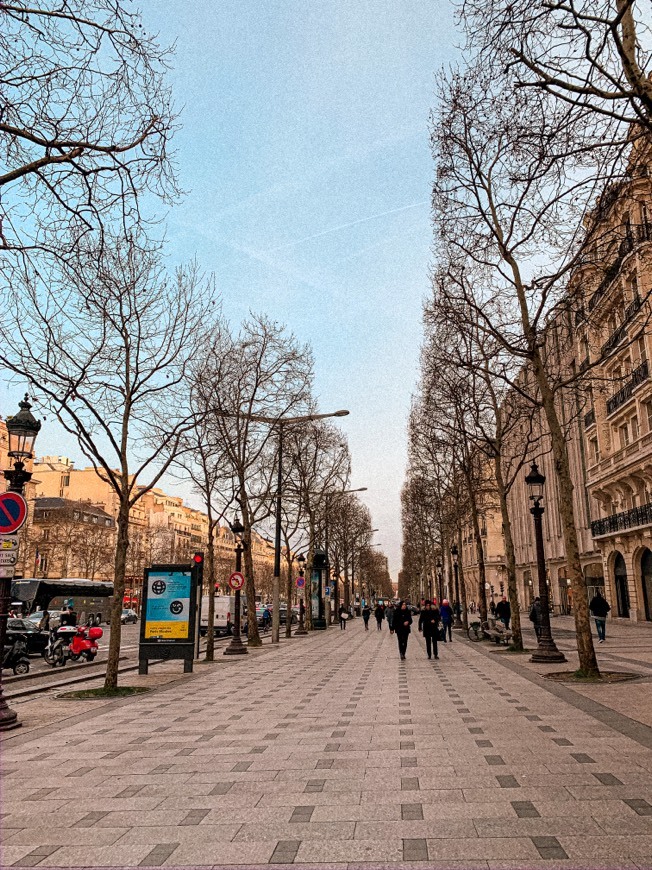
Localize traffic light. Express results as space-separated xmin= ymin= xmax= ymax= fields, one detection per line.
xmin=192 ymin=551 xmax=204 ymax=589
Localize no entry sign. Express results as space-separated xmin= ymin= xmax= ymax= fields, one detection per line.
xmin=0 ymin=492 xmax=28 ymax=534
xmin=228 ymin=571 xmax=245 ymax=591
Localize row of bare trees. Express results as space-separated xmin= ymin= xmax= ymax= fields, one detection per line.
xmin=0 ymin=2 xmax=387 ymax=690
xmin=402 ymin=0 xmax=652 ymax=677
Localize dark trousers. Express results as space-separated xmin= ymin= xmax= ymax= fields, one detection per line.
xmin=376 ymin=618 xmax=383 ymax=630
xmin=363 ymin=617 xmax=370 ymax=631
xmin=340 ymin=617 xmax=347 ymax=630
xmin=442 ymin=621 xmax=452 ymax=641
xmin=425 ymin=634 xmax=438 ymax=658
xmin=397 ymin=633 xmax=409 ymax=657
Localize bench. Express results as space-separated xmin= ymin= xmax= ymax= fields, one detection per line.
xmin=485 ymin=622 xmax=512 ymax=645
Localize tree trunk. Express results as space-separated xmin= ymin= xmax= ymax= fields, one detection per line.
xmin=285 ymin=552 xmax=294 ymax=638
xmin=494 ymin=452 xmax=523 ymax=651
xmin=104 ymin=497 xmax=129 ymax=689
xmin=205 ymin=518 xmax=216 ymax=661
xmin=456 ymin=528 xmax=469 ymax=629
xmin=241 ymin=498 xmax=262 ymax=648
xmin=533 ymin=350 xmax=599 ymax=676
xmin=464 ymin=472 xmax=488 ymax=622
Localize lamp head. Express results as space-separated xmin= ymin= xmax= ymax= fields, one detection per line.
xmin=230 ymin=514 xmax=245 ymax=539
xmin=525 ymin=461 xmax=546 ymax=502
xmin=6 ymin=394 xmax=41 ymax=460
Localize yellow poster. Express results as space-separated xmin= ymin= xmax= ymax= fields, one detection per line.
xmin=145 ymin=620 xmax=189 ymax=639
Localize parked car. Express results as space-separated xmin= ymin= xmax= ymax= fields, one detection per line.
xmin=6 ymin=618 xmax=49 ymax=656
xmin=121 ymin=608 xmax=138 ymax=624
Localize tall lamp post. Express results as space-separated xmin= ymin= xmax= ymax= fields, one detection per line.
xmin=295 ymin=553 xmax=307 ymax=635
xmin=247 ymin=409 xmax=349 ymax=645
xmin=224 ymin=515 xmax=248 ymax=656
xmin=524 ymin=462 xmax=567 ymax=664
xmin=436 ymin=557 xmax=443 ymax=601
xmin=451 ymin=544 xmax=463 ymax=628
xmin=1 ymin=395 xmax=41 ymax=731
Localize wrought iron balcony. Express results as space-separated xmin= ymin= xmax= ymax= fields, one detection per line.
xmin=600 ymin=294 xmax=642 ymax=358
xmin=592 ymin=501 xmax=652 ymax=537
xmin=606 ymin=359 xmax=649 ymax=415
xmin=586 ymin=225 xmax=650 ymax=313
xmin=584 ymin=408 xmax=596 ymax=428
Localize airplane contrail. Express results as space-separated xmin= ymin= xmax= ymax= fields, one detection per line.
xmin=263 ymin=200 xmax=429 ymax=253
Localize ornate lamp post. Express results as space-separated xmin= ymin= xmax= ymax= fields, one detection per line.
xmin=525 ymin=462 xmax=567 ymax=664
xmin=1 ymin=395 xmax=42 ymax=731
xmin=295 ymin=553 xmax=307 ymax=635
xmin=224 ymin=515 xmax=248 ymax=656
xmin=436 ymin=557 xmax=443 ymax=601
xmin=451 ymin=544 xmax=462 ymax=628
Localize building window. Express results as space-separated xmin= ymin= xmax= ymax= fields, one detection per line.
xmin=632 ymin=414 xmax=640 ymax=441
xmin=620 ymin=423 xmax=630 ymax=448
xmin=42 ymin=529 xmax=50 ymax=541
xmin=644 ymin=401 xmax=652 ymax=433
xmin=589 ymin=437 xmax=599 ymax=464
xmin=62 ymin=475 xmax=70 ymax=487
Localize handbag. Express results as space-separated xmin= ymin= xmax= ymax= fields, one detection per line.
xmin=341 ymin=613 xmax=348 ymax=620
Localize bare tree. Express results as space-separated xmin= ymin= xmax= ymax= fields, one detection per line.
xmin=199 ymin=314 xmax=314 ymax=647
xmin=0 ymin=1 xmax=177 ymax=277
xmin=1 ymin=235 xmax=209 ymax=688
xmin=461 ymin=0 xmax=652 ymax=129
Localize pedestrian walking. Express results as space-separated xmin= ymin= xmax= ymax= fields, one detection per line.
xmin=362 ymin=604 xmax=371 ymax=630
xmin=418 ymin=600 xmax=440 ymax=660
xmin=440 ymin=599 xmax=453 ymax=642
xmin=374 ymin=603 xmax=385 ymax=631
xmin=386 ymin=602 xmax=395 ymax=634
xmin=262 ymin=606 xmax=272 ymax=632
xmin=589 ymin=589 xmax=611 ymax=643
xmin=495 ymin=596 xmax=511 ymax=629
xmin=489 ymin=599 xmax=496 ymax=617
xmin=529 ymin=597 xmax=543 ymax=640
xmin=395 ymin=601 xmax=413 ymax=660
xmin=339 ymin=604 xmax=348 ymax=630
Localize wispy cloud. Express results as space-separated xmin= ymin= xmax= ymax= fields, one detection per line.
xmin=262 ymin=200 xmax=429 ymax=253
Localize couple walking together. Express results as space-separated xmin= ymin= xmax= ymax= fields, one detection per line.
xmin=394 ymin=599 xmax=453 ymax=660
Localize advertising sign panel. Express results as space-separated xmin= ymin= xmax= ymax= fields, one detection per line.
xmin=311 ymin=568 xmax=320 ymax=620
xmin=143 ymin=569 xmax=192 ymax=640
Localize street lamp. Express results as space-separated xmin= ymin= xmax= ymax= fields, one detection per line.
xmin=224 ymin=515 xmax=248 ymax=656
xmin=1 ymin=394 xmax=42 ymax=731
xmin=524 ymin=462 xmax=566 ymax=663
xmin=436 ymin=557 xmax=443 ymax=601
xmin=451 ymin=544 xmax=463 ymax=628
xmin=295 ymin=553 xmax=307 ymax=635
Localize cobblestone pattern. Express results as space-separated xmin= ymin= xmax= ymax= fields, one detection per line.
xmin=3 ymin=624 xmax=652 ymax=868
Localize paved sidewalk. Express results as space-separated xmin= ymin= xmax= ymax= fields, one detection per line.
xmin=3 ymin=622 xmax=652 ymax=868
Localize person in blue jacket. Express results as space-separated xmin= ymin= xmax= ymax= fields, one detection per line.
xmin=439 ymin=599 xmax=453 ymax=642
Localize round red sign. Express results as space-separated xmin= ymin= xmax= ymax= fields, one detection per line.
xmin=228 ymin=571 xmax=245 ymax=590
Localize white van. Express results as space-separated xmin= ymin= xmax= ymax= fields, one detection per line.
xmin=199 ymin=594 xmax=244 ymax=636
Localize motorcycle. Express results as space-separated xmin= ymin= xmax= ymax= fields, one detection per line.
xmin=44 ymin=625 xmax=103 ymax=667
xmin=3 ymin=636 xmax=30 ymax=675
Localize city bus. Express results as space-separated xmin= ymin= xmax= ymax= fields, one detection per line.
xmin=10 ymin=578 xmax=115 ymax=625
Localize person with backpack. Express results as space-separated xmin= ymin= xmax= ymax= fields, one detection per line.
xmin=529 ymin=597 xmax=543 ymax=640
xmin=589 ymin=589 xmax=611 ymax=642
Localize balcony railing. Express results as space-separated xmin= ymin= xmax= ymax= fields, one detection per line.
xmin=606 ymin=359 xmax=649 ymax=415
xmin=587 ymin=225 xmax=652 ymax=313
xmin=600 ymin=294 xmax=642 ymax=358
xmin=592 ymin=501 xmax=652 ymax=537
xmin=584 ymin=408 xmax=596 ymax=428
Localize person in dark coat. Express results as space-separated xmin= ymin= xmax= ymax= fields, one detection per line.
xmin=529 ymin=597 xmax=543 ymax=639
xmin=386 ymin=603 xmax=395 ymax=634
xmin=439 ymin=599 xmax=453 ymax=642
xmin=362 ymin=604 xmax=371 ymax=630
xmin=374 ymin=603 xmax=385 ymax=631
xmin=418 ymin=600 xmax=440 ymax=660
xmin=339 ymin=604 xmax=348 ymax=630
xmin=395 ymin=601 xmax=413 ymax=660
xmin=495 ymin=596 xmax=511 ymax=629
xmin=589 ymin=589 xmax=611 ymax=642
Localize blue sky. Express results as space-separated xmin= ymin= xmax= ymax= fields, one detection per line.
xmin=3 ymin=1 xmax=459 ymax=578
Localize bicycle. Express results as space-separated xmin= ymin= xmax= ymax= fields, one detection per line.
xmin=467 ymin=619 xmax=489 ymax=642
